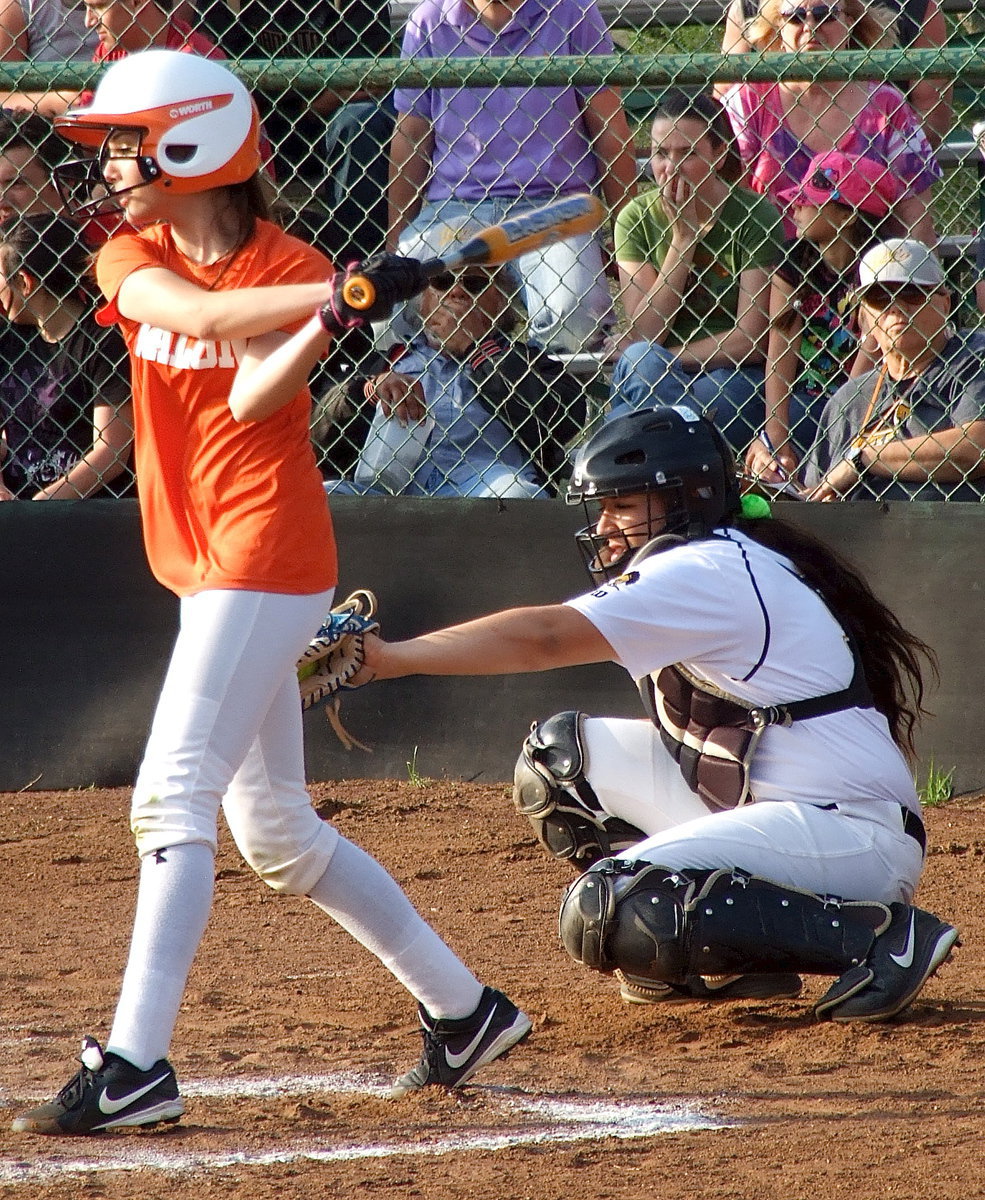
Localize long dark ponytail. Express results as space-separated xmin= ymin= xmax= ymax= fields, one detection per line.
xmin=733 ymin=513 xmax=936 ymax=760
xmin=201 ymin=173 xmax=272 ymax=290
xmin=223 ymin=173 xmax=271 ymax=245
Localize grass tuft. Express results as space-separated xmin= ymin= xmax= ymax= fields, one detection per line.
xmin=917 ymin=757 xmax=955 ymax=808
xmin=406 ymin=746 xmax=432 ymax=789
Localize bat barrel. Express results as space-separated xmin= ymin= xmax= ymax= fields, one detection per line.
xmin=454 ymin=194 xmax=606 ymax=267
xmin=336 ymin=194 xmax=605 ymax=312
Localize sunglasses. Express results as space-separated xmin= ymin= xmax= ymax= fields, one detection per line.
xmin=859 ymin=284 xmax=937 ymax=309
xmin=429 ymin=271 xmax=495 ymax=295
xmin=781 ymin=4 xmax=842 ymax=24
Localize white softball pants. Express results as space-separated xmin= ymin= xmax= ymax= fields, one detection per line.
xmin=581 ymin=717 xmax=924 ymax=905
xmin=131 ymin=587 xmax=339 ymax=890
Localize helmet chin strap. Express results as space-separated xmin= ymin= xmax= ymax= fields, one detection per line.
xmin=110 ymin=168 xmax=161 ymax=203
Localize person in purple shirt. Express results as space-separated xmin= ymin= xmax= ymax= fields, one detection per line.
xmin=386 ymin=0 xmax=637 ymax=354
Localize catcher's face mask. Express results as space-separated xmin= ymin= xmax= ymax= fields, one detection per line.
xmin=575 ymin=490 xmax=674 ymax=585
xmin=567 ymin=406 xmax=743 ymax=585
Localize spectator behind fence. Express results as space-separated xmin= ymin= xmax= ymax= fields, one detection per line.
xmin=804 ymin=238 xmax=985 ymax=500
xmin=721 ymin=0 xmax=940 ymax=245
xmin=720 ymin=0 xmax=952 ymax=147
xmin=0 ymin=0 xmax=223 ymax=118
xmin=0 ymin=0 xmax=96 ymax=64
xmin=0 ymin=109 xmax=62 ymax=223
xmin=188 ymin=0 xmax=395 ymax=263
xmin=0 ymin=110 xmax=66 ymax=461
xmin=0 ymin=214 xmax=133 ymax=500
xmin=324 ymin=222 xmax=586 ymax=498
xmin=606 ymin=91 xmax=784 ymax=450
xmin=0 ymin=107 xmax=126 ymax=246
xmin=386 ymin=0 xmax=638 ymax=355
xmin=745 ymin=150 xmax=897 ymax=480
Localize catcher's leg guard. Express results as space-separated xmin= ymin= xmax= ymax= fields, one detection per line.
xmin=513 ymin=711 xmax=645 ymax=868
xmin=558 ymin=860 xmax=892 ymax=985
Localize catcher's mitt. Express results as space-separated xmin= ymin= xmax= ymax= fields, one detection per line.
xmin=297 ymin=589 xmax=379 ymax=750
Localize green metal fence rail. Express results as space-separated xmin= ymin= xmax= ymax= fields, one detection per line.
xmin=2 ymin=48 xmax=985 ymax=91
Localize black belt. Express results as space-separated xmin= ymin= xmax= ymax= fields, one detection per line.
xmin=902 ymin=806 xmax=927 ymax=854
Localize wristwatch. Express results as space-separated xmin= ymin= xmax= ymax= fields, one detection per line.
xmin=844 ymin=444 xmax=867 ymax=473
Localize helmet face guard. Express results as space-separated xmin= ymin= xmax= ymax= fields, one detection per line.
xmin=54 ymin=128 xmax=160 ymax=219
xmin=567 ymin=406 xmax=742 ymax=585
xmin=573 ymin=505 xmax=674 ymax=586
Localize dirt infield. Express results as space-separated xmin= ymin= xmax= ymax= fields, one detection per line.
xmin=1 ymin=780 xmax=983 ymax=1200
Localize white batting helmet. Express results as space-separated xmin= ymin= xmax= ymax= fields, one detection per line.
xmin=54 ymin=49 xmax=261 ymax=195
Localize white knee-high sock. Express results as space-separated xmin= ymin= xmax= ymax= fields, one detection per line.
xmin=107 ymin=842 xmax=215 ymax=1070
xmin=307 ymin=836 xmax=483 ymax=1020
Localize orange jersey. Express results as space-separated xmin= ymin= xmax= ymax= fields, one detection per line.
xmin=96 ymin=219 xmax=337 ymax=597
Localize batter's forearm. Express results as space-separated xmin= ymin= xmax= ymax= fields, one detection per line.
xmin=228 ymin=316 xmax=329 ymax=423
xmin=116 ymin=270 xmax=335 ymax=342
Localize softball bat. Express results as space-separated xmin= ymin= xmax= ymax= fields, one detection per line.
xmin=341 ymin=193 xmax=607 ymax=311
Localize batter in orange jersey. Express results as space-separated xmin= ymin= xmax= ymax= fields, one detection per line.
xmin=12 ymin=50 xmax=530 ymax=1139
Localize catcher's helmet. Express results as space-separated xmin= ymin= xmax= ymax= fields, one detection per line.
xmin=567 ymin=406 xmax=741 ymax=582
xmin=53 ymin=50 xmax=260 ymax=214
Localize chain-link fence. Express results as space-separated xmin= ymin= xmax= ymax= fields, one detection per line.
xmin=0 ymin=0 xmax=983 ymax=501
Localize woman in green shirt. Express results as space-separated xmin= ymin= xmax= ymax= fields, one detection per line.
xmin=608 ymin=91 xmax=784 ymax=450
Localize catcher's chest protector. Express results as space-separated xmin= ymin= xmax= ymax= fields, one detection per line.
xmin=638 ymin=653 xmax=872 ymax=811
xmin=626 ymin=534 xmax=873 ymax=812
xmin=641 ymin=664 xmax=769 ymax=811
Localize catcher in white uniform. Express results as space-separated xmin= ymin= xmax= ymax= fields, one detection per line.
xmin=357 ymin=405 xmax=958 ymax=1021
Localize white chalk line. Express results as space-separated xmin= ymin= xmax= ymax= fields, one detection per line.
xmin=185 ymin=1070 xmax=392 ymax=1100
xmin=0 ymin=1072 xmax=727 ymax=1183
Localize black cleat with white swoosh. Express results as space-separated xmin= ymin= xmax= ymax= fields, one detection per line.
xmin=11 ymin=1036 xmax=183 ymax=1135
xmin=814 ymin=903 xmax=960 ymax=1023
xmin=390 ymin=987 xmax=532 ymax=1098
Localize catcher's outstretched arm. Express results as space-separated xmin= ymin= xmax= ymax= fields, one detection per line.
xmin=357 ymin=604 xmax=613 ymax=683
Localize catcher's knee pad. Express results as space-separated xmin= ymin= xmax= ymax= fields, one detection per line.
xmin=513 ymin=711 xmax=645 ymax=868
xmin=559 ymin=859 xmax=693 ymax=981
xmin=559 ymin=862 xmax=891 ymax=984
